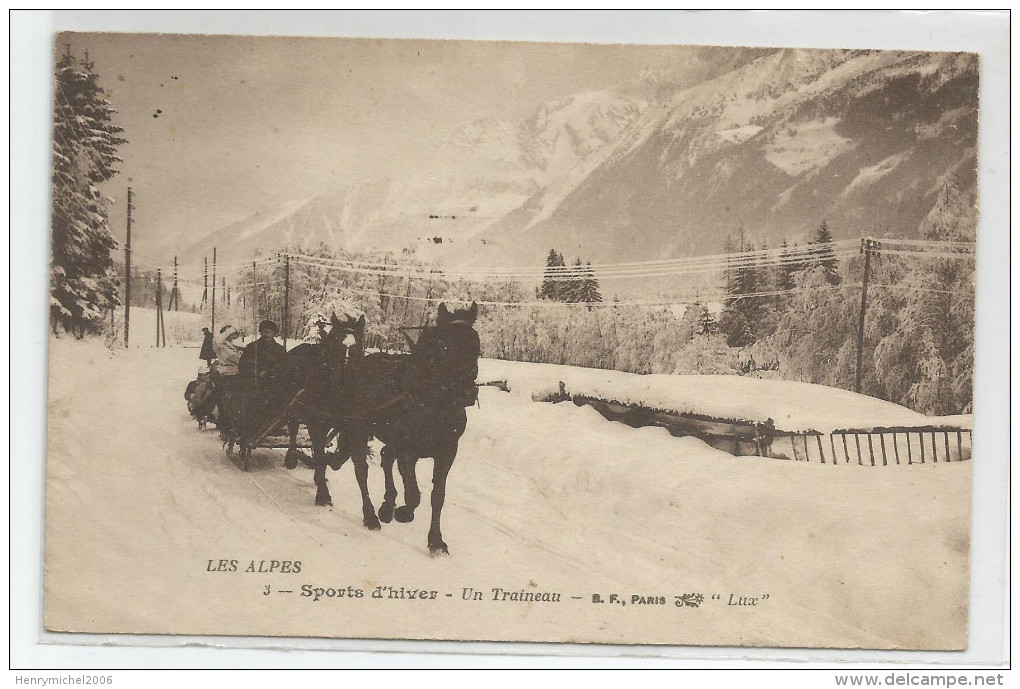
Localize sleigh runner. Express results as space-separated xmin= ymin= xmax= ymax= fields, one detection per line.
xmin=224 ymin=387 xmax=343 ymax=471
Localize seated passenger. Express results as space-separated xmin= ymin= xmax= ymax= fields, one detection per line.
xmin=239 ymin=320 xmax=289 ymax=434
xmin=211 ymin=324 xmax=244 ymax=439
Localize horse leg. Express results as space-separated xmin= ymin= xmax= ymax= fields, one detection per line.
xmin=427 ymin=447 xmax=456 ymax=556
xmin=350 ymin=439 xmax=381 ymax=531
xmin=393 ymin=454 xmax=420 ymax=524
xmin=284 ymin=414 xmax=302 ymax=470
xmin=377 ymin=446 xmax=397 ymax=524
xmin=308 ymin=424 xmax=332 ymax=507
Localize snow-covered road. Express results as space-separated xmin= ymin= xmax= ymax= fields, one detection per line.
xmin=44 ymin=340 xmax=971 ymax=649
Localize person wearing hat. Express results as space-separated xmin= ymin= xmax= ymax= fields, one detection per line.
xmin=239 ymin=320 xmax=289 ymax=433
xmin=212 ymin=324 xmax=243 ymax=376
xmin=199 ymin=327 xmax=215 ymax=365
xmin=240 ymin=320 xmax=287 ymax=381
xmin=211 ymin=324 xmax=244 ymax=439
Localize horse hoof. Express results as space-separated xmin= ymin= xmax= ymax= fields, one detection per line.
xmin=364 ymin=515 xmax=382 ymax=531
xmin=315 ymin=489 xmax=332 ymax=507
xmin=429 ymin=542 xmax=450 ymax=557
xmin=378 ymin=503 xmax=394 ymax=524
xmin=394 ymin=506 xmax=415 ymax=523
xmin=284 ymin=450 xmax=300 ymax=470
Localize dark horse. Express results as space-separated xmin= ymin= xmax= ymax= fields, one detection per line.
xmin=284 ymin=312 xmax=380 ymax=529
xmin=343 ymin=302 xmax=480 ymax=555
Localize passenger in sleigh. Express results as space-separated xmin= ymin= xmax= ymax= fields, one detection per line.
xmin=210 ymin=323 xmax=244 ymax=440
xmin=239 ymin=320 xmax=290 ymax=436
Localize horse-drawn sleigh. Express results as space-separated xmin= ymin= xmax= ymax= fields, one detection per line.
xmin=188 ymin=303 xmax=481 ymax=555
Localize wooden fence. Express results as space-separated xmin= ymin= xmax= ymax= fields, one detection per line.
xmin=545 ymin=390 xmax=972 ymax=464
xmin=769 ymin=427 xmax=972 ymax=464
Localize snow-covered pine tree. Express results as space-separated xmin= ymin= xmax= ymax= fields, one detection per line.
xmin=50 ymin=46 xmax=126 ymax=335
xmin=576 ymin=261 xmax=603 ymax=309
xmin=777 ymin=238 xmax=798 ymax=292
xmin=808 ymin=219 xmax=841 ymax=286
xmin=539 ymin=249 xmax=566 ymax=300
xmin=686 ymin=300 xmax=715 ymax=335
xmin=719 ymin=231 xmax=767 ymax=347
xmin=561 ymin=257 xmax=587 ymax=303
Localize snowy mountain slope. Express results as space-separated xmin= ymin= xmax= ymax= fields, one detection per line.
xmin=453 ymin=49 xmax=979 ymax=267
xmin=180 ymin=47 xmax=771 ymax=266
xmin=179 ymin=48 xmax=977 ymax=281
xmin=179 ymin=87 xmax=652 ymax=265
xmin=45 ymin=339 xmax=970 ymax=648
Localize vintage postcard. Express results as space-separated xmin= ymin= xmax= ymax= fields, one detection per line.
xmin=44 ymin=31 xmax=979 ymax=650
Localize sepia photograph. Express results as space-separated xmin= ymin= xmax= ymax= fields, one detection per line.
xmin=16 ymin=11 xmax=1008 ymax=666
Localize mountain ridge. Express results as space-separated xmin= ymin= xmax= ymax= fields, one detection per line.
xmin=181 ymin=47 xmax=978 ymax=282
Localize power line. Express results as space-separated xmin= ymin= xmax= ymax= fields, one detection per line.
xmin=315 ymin=281 xmax=856 ymax=309
xmin=119 ymin=238 xmax=974 ymax=295
xmin=286 ymin=249 xmax=862 ymax=282
xmin=286 ymin=242 xmax=863 ymax=280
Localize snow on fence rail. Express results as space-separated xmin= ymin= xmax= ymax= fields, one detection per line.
xmin=476 ymin=358 xmax=973 ymax=464
xmin=770 ymin=427 xmax=972 ymax=464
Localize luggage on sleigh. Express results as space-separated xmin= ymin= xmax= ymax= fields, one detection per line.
xmin=184 ymin=372 xmax=219 ymax=430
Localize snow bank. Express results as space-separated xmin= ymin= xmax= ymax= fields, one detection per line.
xmin=928 ymin=415 xmax=974 ymax=430
xmin=43 ymin=342 xmax=971 ymax=649
xmin=478 ymin=358 xmax=933 ymax=434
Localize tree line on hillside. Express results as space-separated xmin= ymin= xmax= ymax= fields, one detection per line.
xmin=721 ymin=191 xmax=974 ymax=416
xmin=247 ymin=185 xmax=973 ymax=417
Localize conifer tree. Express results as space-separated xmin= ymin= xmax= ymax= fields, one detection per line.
xmin=777 ymin=238 xmax=798 ymax=292
xmin=562 ymin=257 xmax=586 ymax=303
xmin=539 ymin=249 xmax=566 ymax=300
xmin=577 ymin=261 xmax=603 ymax=308
xmin=720 ymin=232 xmax=766 ymax=347
xmin=808 ymin=219 xmax=841 ymax=285
xmin=50 ymin=46 xmax=126 ymax=335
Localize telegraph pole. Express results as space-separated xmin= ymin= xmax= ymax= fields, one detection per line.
xmin=170 ymin=256 xmax=179 ymax=310
xmin=124 ymin=187 xmax=132 ymax=347
xmin=252 ymin=261 xmax=257 ymax=334
xmin=283 ymin=252 xmax=290 ymax=349
xmin=855 ymin=238 xmax=877 ymax=393
xmin=202 ymin=257 xmax=208 ymax=309
xmin=211 ymin=247 xmax=217 ymax=332
xmin=156 ymin=268 xmax=166 ymax=347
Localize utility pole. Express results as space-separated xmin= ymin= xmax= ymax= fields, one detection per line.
xmin=169 ymin=256 xmax=179 ymax=310
xmin=202 ymin=257 xmax=208 ymax=309
xmin=251 ymin=261 xmax=257 ymax=335
xmin=211 ymin=247 xmax=217 ymax=333
xmin=124 ymin=187 xmax=132 ymax=348
xmin=283 ymin=252 xmax=290 ymax=349
xmin=855 ymin=238 xmax=878 ymax=393
xmin=156 ymin=267 xmax=166 ymax=347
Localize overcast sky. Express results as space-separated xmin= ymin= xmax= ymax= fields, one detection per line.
xmin=62 ymin=32 xmax=696 ymax=257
